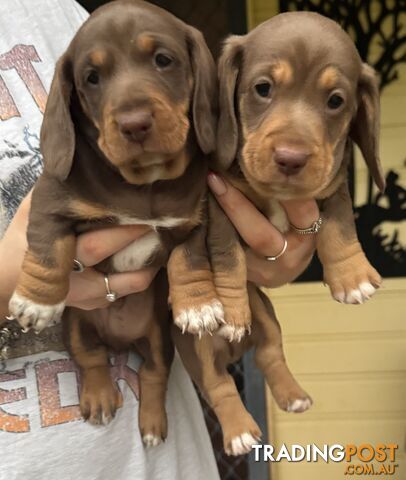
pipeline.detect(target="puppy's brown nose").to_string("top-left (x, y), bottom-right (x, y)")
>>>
top-left (274, 147), bottom-right (310, 175)
top-left (117, 111), bottom-right (153, 143)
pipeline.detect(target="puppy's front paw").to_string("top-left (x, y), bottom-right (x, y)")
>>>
top-left (174, 300), bottom-right (225, 336)
top-left (215, 294), bottom-right (251, 343)
top-left (324, 253), bottom-right (382, 304)
top-left (8, 292), bottom-right (65, 333)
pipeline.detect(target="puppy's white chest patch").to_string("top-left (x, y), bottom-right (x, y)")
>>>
top-left (112, 230), bottom-right (161, 272)
top-left (111, 215), bottom-right (187, 272)
top-left (117, 215), bottom-right (187, 229)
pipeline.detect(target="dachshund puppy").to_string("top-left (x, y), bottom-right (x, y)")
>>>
top-left (217, 11), bottom-right (383, 302)
top-left (175, 11), bottom-right (384, 456)
top-left (8, 0), bottom-right (249, 446)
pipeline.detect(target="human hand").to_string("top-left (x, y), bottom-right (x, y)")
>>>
top-left (0, 190), bottom-right (157, 319)
top-left (208, 173), bottom-right (319, 288)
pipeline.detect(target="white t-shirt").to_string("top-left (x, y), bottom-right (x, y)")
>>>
top-left (0, 2), bottom-right (220, 479)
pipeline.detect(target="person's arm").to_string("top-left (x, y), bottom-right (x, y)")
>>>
top-left (208, 173), bottom-right (319, 287)
top-left (0, 191), bottom-right (158, 323)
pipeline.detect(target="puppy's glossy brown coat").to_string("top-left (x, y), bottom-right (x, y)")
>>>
top-left (175, 12), bottom-right (384, 456)
top-left (217, 12), bottom-right (383, 302)
top-left (8, 0), bottom-right (245, 446)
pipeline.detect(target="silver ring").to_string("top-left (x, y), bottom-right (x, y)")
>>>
top-left (73, 259), bottom-right (85, 272)
top-left (265, 238), bottom-right (288, 261)
top-left (104, 275), bottom-right (117, 303)
top-left (290, 217), bottom-right (323, 235)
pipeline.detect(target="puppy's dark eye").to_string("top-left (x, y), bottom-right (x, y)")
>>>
top-left (255, 82), bottom-right (272, 98)
top-left (155, 53), bottom-right (173, 69)
top-left (86, 70), bottom-right (100, 85)
top-left (327, 94), bottom-right (344, 109)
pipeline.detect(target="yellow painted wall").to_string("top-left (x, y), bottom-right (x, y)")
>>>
top-left (266, 280), bottom-right (406, 480)
top-left (247, 1), bottom-right (406, 479)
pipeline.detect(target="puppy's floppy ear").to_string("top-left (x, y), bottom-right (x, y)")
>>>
top-left (40, 54), bottom-right (75, 182)
top-left (217, 35), bottom-right (243, 170)
top-left (350, 63), bottom-right (385, 192)
top-left (186, 27), bottom-right (217, 154)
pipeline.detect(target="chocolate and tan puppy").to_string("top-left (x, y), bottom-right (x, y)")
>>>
top-left (174, 12), bottom-right (384, 456)
top-left (217, 12), bottom-right (383, 301)
top-left (7, 0), bottom-right (249, 446)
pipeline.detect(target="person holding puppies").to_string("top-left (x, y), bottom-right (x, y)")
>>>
top-left (0, 1), bottom-right (220, 479)
top-left (0, 0), bottom-right (334, 478)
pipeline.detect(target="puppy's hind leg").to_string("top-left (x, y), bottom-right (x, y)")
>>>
top-left (250, 284), bottom-right (312, 413)
top-left (173, 328), bottom-right (261, 456)
top-left (64, 310), bottom-right (123, 425)
top-left (135, 272), bottom-right (174, 448)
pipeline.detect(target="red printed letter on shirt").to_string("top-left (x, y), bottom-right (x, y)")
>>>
top-left (0, 369), bottom-right (30, 433)
top-left (0, 44), bottom-right (48, 120)
top-left (35, 358), bottom-right (81, 427)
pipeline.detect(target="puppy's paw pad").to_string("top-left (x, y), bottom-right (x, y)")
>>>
top-left (9, 293), bottom-right (64, 332)
top-left (143, 434), bottom-right (162, 448)
top-left (175, 300), bottom-right (224, 335)
top-left (217, 325), bottom-right (247, 343)
top-left (287, 397), bottom-right (313, 413)
top-left (226, 433), bottom-right (259, 456)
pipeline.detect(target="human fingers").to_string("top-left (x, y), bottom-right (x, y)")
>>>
top-left (75, 224), bottom-right (151, 267)
top-left (281, 199), bottom-right (320, 230)
top-left (66, 267), bottom-right (159, 309)
top-left (208, 172), bottom-right (286, 257)
top-left (246, 228), bottom-right (315, 287)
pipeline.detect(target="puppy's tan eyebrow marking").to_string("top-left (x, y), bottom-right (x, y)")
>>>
top-left (89, 50), bottom-right (107, 67)
top-left (137, 34), bottom-right (155, 53)
top-left (272, 60), bottom-right (294, 85)
top-left (318, 66), bottom-right (339, 89)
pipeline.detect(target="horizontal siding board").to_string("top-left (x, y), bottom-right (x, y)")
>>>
top-left (265, 280), bottom-right (406, 480)
top-left (284, 338), bottom-right (406, 374)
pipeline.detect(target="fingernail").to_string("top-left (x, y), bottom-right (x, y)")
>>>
top-left (208, 172), bottom-right (227, 196)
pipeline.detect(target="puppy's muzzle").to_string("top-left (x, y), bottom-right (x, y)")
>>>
top-left (116, 110), bottom-right (153, 144)
top-left (273, 146), bottom-right (311, 176)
